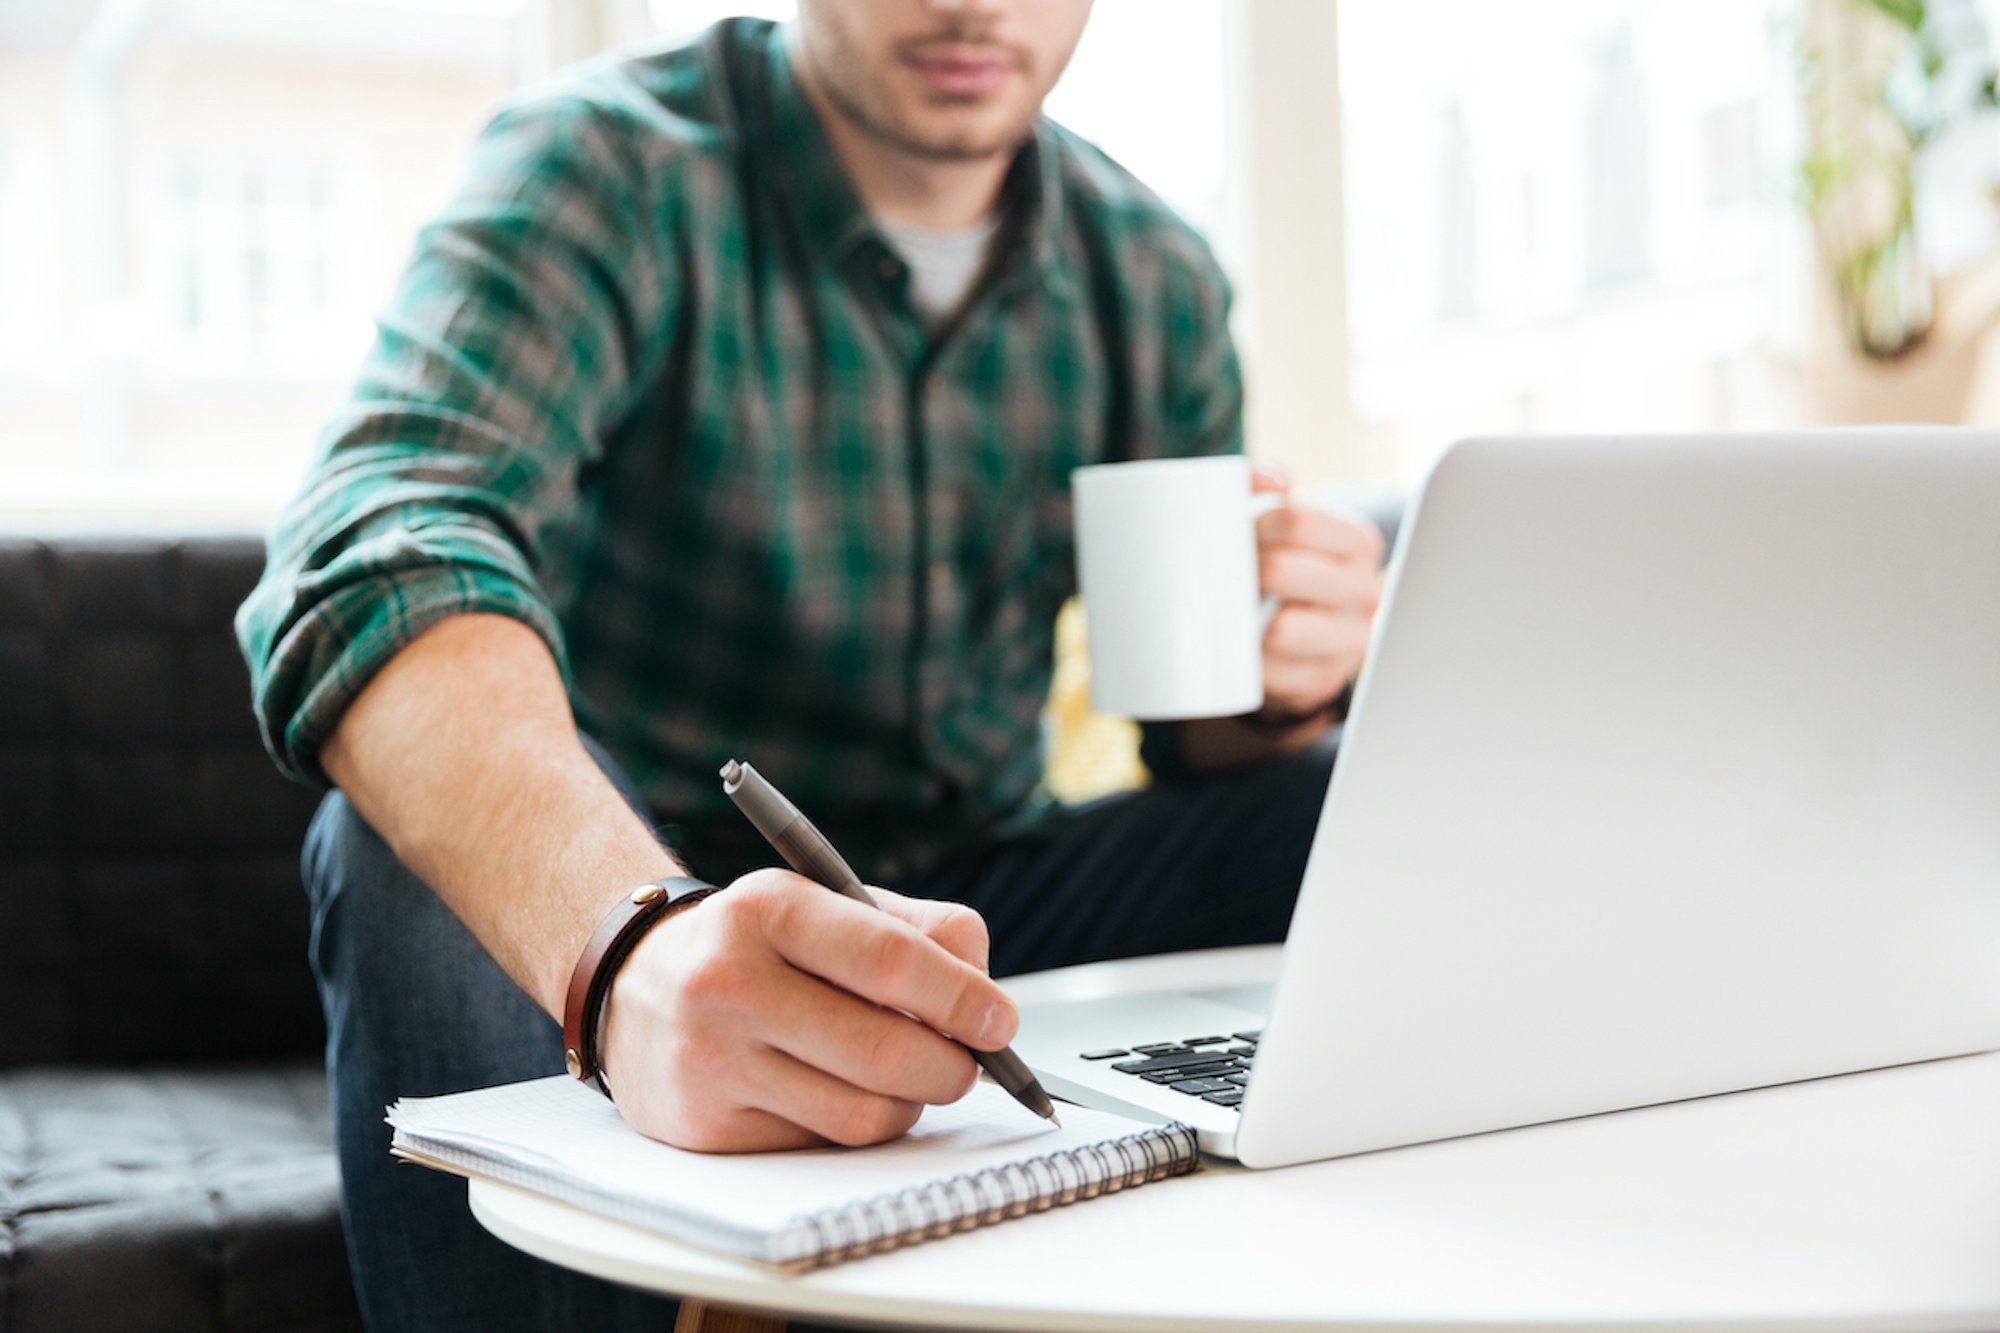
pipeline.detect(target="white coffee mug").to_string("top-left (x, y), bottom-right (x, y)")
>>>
top-left (1071, 454), bottom-right (1273, 720)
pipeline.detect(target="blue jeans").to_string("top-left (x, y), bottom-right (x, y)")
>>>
top-left (304, 734), bottom-right (1336, 1330)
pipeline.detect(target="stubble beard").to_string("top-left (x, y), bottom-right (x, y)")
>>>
top-left (805, 16), bottom-right (1040, 165)
top-left (827, 80), bottom-right (1032, 163)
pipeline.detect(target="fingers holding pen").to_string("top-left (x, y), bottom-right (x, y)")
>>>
top-left (608, 760), bottom-right (1045, 1153)
top-left (601, 872), bottom-right (991, 1152)
top-left (746, 873), bottom-right (1020, 1050)
top-left (872, 886), bottom-right (994, 974)
top-left (718, 761), bottom-right (1053, 1128)
top-left (738, 1044), bottom-right (927, 1149)
top-left (615, 1031), bottom-right (926, 1153)
top-left (757, 969), bottom-right (981, 1107)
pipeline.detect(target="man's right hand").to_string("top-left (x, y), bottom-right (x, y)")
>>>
top-left (320, 614), bottom-right (1009, 1154)
top-left (598, 869), bottom-right (1019, 1152)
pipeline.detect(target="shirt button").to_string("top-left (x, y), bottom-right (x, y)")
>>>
top-left (878, 255), bottom-right (902, 280)
top-left (929, 559), bottom-right (950, 590)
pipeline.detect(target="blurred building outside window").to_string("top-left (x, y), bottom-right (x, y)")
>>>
top-left (0, 135), bottom-right (47, 352)
top-left (1341, 0), bottom-right (1816, 487)
top-left (0, 0), bottom-right (525, 515)
top-left (1582, 24), bottom-right (1655, 291)
top-left (1341, 0), bottom-right (2000, 488)
top-left (151, 154), bottom-right (358, 371)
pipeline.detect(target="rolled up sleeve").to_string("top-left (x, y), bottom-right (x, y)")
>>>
top-left (236, 87), bottom-right (676, 785)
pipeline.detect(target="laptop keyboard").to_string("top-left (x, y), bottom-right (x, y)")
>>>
top-left (1077, 1030), bottom-right (1261, 1110)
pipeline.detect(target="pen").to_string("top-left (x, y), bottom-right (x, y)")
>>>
top-left (719, 759), bottom-right (1060, 1127)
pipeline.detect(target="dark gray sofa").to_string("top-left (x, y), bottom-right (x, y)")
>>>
top-left (0, 533), bottom-right (360, 1332)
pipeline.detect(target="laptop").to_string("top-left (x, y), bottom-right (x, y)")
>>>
top-left (1015, 430), bottom-right (2000, 1167)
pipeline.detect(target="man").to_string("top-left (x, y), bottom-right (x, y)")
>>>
top-left (238, 1), bottom-right (1383, 1326)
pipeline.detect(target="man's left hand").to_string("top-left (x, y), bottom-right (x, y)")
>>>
top-left (1250, 465), bottom-right (1385, 725)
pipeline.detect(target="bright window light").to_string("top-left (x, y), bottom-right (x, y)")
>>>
top-left (1340, 0), bottom-right (1805, 483)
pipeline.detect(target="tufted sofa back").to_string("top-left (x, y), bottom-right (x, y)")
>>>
top-left (0, 534), bottom-right (325, 1068)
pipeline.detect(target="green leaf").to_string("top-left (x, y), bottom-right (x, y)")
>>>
top-left (1859, 0), bottom-right (1925, 33)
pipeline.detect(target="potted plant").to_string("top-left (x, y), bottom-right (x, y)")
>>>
top-left (1796, 0), bottom-right (2000, 420)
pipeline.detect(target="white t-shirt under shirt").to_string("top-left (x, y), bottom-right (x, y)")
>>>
top-left (876, 213), bottom-right (1002, 327)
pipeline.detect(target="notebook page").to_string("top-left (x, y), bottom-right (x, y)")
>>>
top-left (390, 1076), bottom-right (1179, 1235)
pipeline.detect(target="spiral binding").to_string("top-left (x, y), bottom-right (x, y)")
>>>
top-left (784, 1119), bottom-right (1201, 1270)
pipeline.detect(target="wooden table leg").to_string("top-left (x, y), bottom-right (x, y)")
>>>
top-left (673, 1298), bottom-right (788, 1333)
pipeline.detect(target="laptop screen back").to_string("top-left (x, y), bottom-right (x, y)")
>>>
top-left (1236, 431), bottom-right (2000, 1168)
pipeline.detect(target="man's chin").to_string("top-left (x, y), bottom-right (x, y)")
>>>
top-left (827, 79), bottom-right (1038, 165)
top-left (899, 133), bottom-right (1029, 163)
top-left (892, 112), bottom-right (1037, 163)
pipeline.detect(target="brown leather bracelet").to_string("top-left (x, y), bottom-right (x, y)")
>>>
top-left (562, 875), bottom-right (719, 1096)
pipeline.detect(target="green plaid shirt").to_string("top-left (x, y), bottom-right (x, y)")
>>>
top-left (237, 19), bottom-right (1242, 879)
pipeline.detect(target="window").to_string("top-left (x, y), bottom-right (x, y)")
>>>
top-left (0, 140), bottom-right (27, 338)
top-left (2, 0), bottom-right (526, 509)
top-left (1043, 1), bottom-right (1232, 259)
top-left (0, 133), bottom-right (57, 351)
top-left (650, 0), bottom-right (793, 42)
top-left (153, 155), bottom-right (356, 366)
top-left (1340, 0), bottom-right (1802, 484)
top-left (1583, 26), bottom-right (1653, 290)
top-left (1702, 99), bottom-right (1761, 213)
top-left (1436, 101), bottom-right (1478, 321)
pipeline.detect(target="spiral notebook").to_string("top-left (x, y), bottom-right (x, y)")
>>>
top-left (388, 1076), bottom-right (1199, 1270)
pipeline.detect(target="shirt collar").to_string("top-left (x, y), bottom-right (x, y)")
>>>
top-left (998, 118), bottom-right (1074, 297)
top-left (763, 29), bottom-right (1073, 296)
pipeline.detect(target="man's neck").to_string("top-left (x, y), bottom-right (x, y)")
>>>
top-left (789, 37), bottom-right (1015, 231)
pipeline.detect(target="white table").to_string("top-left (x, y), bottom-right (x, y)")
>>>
top-left (472, 946), bottom-right (2000, 1332)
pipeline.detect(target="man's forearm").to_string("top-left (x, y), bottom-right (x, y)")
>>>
top-left (320, 613), bottom-right (683, 1019)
